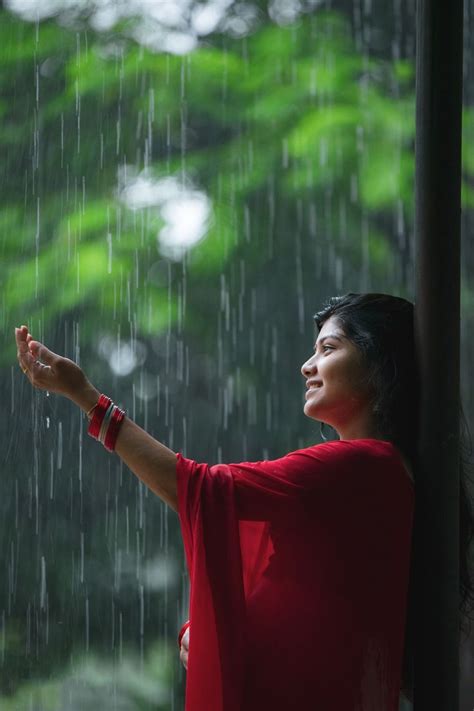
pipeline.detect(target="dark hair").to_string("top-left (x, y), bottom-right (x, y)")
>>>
top-left (313, 292), bottom-right (474, 703)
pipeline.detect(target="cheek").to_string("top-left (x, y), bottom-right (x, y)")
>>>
top-left (336, 363), bottom-right (370, 400)
top-left (320, 354), bottom-right (343, 373)
top-left (322, 356), bottom-right (361, 387)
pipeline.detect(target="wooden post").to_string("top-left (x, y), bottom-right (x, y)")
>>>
top-left (413, 0), bottom-right (463, 707)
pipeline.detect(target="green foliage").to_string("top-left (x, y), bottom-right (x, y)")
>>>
top-left (1, 8), bottom-right (428, 365)
top-left (4, 6), bottom-right (474, 362)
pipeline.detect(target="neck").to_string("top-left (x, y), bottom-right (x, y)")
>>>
top-left (334, 422), bottom-right (386, 442)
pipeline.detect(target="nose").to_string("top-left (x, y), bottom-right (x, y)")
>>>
top-left (301, 355), bottom-right (316, 378)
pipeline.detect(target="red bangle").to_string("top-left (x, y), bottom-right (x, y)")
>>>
top-left (88, 394), bottom-right (112, 439)
top-left (178, 620), bottom-right (191, 648)
top-left (104, 406), bottom-right (125, 451)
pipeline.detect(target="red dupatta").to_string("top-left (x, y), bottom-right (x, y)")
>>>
top-left (176, 440), bottom-right (414, 711)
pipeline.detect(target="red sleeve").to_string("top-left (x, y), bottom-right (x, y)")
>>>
top-left (224, 441), bottom-right (361, 519)
top-left (176, 451), bottom-right (248, 711)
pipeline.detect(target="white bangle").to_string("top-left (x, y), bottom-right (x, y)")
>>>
top-left (98, 403), bottom-right (115, 443)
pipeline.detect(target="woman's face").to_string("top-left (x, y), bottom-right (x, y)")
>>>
top-left (300, 316), bottom-right (381, 441)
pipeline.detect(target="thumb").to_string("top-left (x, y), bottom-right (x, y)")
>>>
top-left (29, 341), bottom-right (58, 365)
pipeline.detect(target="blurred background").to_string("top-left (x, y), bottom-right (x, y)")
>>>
top-left (1, 0), bottom-right (474, 708)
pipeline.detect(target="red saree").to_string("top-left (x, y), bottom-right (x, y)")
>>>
top-left (176, 438), bottom-right (414, 710)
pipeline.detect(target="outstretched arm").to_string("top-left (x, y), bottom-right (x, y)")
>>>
top-left (15, 325), bottom-right (178, 513)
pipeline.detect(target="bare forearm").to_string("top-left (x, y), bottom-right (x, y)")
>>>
top-left (72, 386), bottom-right (178, 513)
top-left (114, 417), bottom-right (178, 512)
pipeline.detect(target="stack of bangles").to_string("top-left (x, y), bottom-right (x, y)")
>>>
top-left (87, 394), bottom-right (126, 452)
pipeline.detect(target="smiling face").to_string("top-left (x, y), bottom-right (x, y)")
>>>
top-left (301, 316), bottom-right (383, 441)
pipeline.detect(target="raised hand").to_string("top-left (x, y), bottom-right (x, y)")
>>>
top-left (15, 325), bottom-right (99, 411)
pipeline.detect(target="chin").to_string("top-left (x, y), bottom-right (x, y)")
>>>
top-left (303, 406), bottom-right (320, 420)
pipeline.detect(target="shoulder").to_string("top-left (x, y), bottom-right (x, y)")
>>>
top-left (292, 438), bottom-right (389, 460)
top-left (292, 438), bottom-right (410, 476)
top-left (319, 438), bottom-right (415, 485)
top-left (283, 439), bottom-right (380, 475)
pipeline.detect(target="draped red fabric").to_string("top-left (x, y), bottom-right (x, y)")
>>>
top-left (176, 438), bottom-right (414, 711)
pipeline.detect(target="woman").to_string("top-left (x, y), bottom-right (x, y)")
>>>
top-left (15, 292), bottom-right (474, 710)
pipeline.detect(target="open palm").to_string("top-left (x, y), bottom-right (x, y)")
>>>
top-left (15, 324), bottom-right (89, 398)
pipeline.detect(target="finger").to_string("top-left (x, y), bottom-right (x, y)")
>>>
top-left (19, 356), bottom-right (53, 389)
top-left (16, 329), bottom-right (36, 373)
top-left (28, 340), bottom-right (59, 367)
top-left (17, 352), bottom-right (42, 379)
top-left (15, 327), bottom-right (30, 353)
top-left (15, 329), bottom-right (54, 383)
top-left (16, 327), bottom-right (35, 358)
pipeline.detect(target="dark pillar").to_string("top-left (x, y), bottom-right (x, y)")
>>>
top-left (414, 0), bottom-right (463, 708)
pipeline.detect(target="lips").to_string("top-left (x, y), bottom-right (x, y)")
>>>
top-left (305, 381), bottom-right (323, 398)
top-left (306, 380), bottom-right (323, 390)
